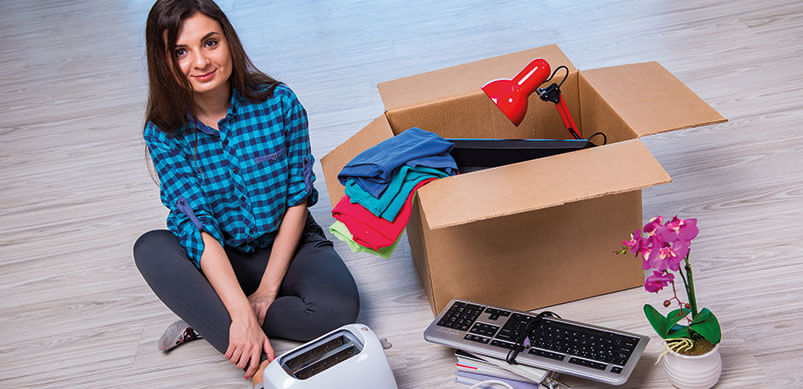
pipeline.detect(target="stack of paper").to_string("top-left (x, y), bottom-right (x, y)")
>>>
top-left (454, 350), bottom-right (547, 388)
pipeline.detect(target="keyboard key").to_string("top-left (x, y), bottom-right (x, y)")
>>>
top-left (569, 357), bottom-right (607, 371)
top-left (469, 323), bottom-right (500, 337)
top-left (437, 301), bottom-right (484, 330)
top-left (611, 366), bottom-right (623, 374)
top-left (528, 348), bottom-right (565, 361)
top-left (490, 340), bottom-right (518, 350)
top-left (485, 307), bottom-right (511, 318)
top-left (495, 328), bottom-right (516, 342)
top-left (464, 334), bottom-right (490, 344)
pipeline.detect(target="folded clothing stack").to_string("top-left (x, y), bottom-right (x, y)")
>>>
top-left (331, 127), bottom-right (457, 258)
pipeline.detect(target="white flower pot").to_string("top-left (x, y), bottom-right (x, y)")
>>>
top-left (662, 343), bottom-right (722, 389)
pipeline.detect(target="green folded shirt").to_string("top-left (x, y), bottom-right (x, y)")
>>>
top-left (329, 220), bottom-right (401, 259)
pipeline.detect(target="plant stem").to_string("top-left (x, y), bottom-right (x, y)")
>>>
top-left (683, 249), bottom-right (699, 317)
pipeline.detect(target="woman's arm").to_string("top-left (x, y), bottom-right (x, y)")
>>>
top-left (199, 232), bottom-right (275, 378)
top-left (144, 123), bottom-right (224, 267)
top-left (247, 87), bottom-right (316, 323)
top-left (247, 202), bottom-right (307, 324)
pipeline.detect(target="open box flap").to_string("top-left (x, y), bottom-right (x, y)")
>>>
top-left (378, 44), bottom-right (576, 112)
top-left (417, 139), bottom-right (671, 229)
top-left (582, 62), bottom-right (726, 137)
top-left (320, 115), bottom-right (394, 208)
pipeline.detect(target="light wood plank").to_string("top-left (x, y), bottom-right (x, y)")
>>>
top-left (2, 0), bottom-right (802, 387)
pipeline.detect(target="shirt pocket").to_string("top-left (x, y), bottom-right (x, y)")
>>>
top-left (253, 146), bottom-right (286, 164)
top-left (242, 146), bottom-right (289, 204)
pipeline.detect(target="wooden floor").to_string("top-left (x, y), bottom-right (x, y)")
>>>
top-left (2, 0), bottom-right (802, 387)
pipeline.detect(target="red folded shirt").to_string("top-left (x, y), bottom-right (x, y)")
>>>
top-left (332, 178), bottom-right (436, 251)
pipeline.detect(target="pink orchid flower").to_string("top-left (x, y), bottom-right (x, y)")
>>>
top-left (656, 224), bottom-right (678, 244)
top-left (643, 216), bottom-right (664, 236)
top-left (663, 246), bottom-right (682, 271)
top-left (646, 234), bottom-right (669, 270)
top-left (671, 239), bottom-right (691, 264)
top-left (663, 216), bottom-right (698, 241)
top-left (677, 218), bottom-right (699, 241)
top-left (624, 216), bottom-right (699, 273)
top-left (644, 270), bottom-right (674, 293)
top-left (623, 229), bottom-right (643, 254)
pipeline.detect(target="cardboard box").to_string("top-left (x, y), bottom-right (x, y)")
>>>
top-left (321, 44), bottom-right (725, 314)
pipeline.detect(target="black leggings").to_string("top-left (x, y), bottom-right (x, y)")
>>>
top-left (133, 214), bottom-right (360, 361)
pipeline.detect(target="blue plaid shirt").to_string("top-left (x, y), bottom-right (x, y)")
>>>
top-left (144, 84), bottom-right (318, 267)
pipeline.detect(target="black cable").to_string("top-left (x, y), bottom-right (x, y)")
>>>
top-left (505, 311), bottom-right (562, 365)
top-left (543, 66), bottom-right (570, 88)
top-left (587, 131), bottom-right (608, 146)
top-left (536, 66), bottom-right (570, 105)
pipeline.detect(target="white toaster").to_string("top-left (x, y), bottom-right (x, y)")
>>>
top-left (262, 323), bottom-right (397, 389)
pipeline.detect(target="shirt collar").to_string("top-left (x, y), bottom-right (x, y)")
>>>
top-left (187, 87), bottom-right (244, 136)
top-left (228, 87), bottom-right (245, 118)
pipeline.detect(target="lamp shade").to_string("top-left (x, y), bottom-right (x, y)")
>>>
top-left (482, 58), bottom-right (551, 126)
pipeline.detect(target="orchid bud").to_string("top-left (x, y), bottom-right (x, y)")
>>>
top-left (663, 300), bottom-right (671, 307)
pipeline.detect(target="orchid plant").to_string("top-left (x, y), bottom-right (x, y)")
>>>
top-left (621, 216), bottom-right (721, 355)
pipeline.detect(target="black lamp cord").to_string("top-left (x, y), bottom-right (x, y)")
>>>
top-left (536, 66), bottom-right (570, 104)
top-left (540, 67), bottom-right (611, 145)
top-left (505, 311), bottom-right (562, 365)
top-left (543, 66), bottom-right (570, 88)
top-left (587, 131), bottom-right (608, 146)
top-left (536, 66), bottom-right (583, 140)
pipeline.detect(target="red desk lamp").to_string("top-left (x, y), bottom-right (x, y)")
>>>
top-left (482, 58), bottom-right (581, 139)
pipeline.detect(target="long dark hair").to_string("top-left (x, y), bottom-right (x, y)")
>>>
top-left (144, 0), bottom-right (279, 133)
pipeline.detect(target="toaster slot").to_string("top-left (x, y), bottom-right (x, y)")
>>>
top-left (284, 335), bottom-right (347, 371)
top-left (280, 330), bottom-right (364, 379)
top-left (293, 344), bottom-right (359, 379)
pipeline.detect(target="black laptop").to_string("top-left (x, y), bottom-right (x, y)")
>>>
top-left (448, 138), bottom-right (595, 173)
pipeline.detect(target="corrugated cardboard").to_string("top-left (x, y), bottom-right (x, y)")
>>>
top-left (580, 62), bottom-right (726, 137)
top-left (378, 44), bottom-right (576, 112)
top-left (321, 45), bottom-right (725, 314)
top-left (320, 116), bottom-right (394, 209)
top-left (416, 140), bottom-right (669, 229)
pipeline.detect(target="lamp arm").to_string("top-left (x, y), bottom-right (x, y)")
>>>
top-left (537, 82), bottom-right (581, 140)
top-left (556, 95), bottom-right (581, 139)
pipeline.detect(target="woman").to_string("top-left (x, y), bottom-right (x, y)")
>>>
top-left (132, 0), bottom-right (360, 386)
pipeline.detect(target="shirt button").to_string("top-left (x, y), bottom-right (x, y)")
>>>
top-left (232, 166), bottom-right (239, 174)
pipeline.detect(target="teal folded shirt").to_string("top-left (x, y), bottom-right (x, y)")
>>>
top-left (344, 165), bottom-right (448, 221)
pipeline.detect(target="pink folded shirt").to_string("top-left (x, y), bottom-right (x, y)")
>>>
top-left (332, 178), bottom-right (436, 250)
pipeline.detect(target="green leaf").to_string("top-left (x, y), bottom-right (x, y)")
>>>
top-left (644, 304), bottom-right (669, 338)
top-left (689, 308), bottom-right (722, 345)
top-left (690, 308), bottom-right (711, 325)
top-left (667, 324), bottom-right (691, 339)
top-left (665, 308), bottom-right (691, 333)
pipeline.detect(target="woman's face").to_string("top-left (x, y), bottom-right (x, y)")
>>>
top-left (171, 12), bottom-right (232, 97)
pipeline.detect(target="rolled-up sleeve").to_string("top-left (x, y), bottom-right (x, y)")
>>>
top-left (281, 88), bottom-right (318, 208)
top-left (145, 123), bottom-right (223, 268)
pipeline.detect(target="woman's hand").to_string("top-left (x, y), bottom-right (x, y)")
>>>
top-left (247, 290), bottom-right (276, 326)
top-left (225, 315), bottom-right (275, 379)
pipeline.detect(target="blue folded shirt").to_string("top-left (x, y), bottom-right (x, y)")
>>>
top-left (338, 127), bottom-right (457, 198)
